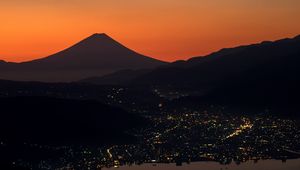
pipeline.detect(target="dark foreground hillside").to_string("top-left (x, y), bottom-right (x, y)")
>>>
top-left (0, 96), bottom-right (146, 169)
top-left (0, 96), bottom-right (144, 145)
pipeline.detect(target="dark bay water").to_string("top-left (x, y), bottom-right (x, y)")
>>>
top-left (103, 159), bottom-right (300, 170)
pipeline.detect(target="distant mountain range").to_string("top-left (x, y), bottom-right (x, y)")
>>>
top-left (82, 35), bottom-right (300, 89)
top-left (132, 35), bottom-right (300, 87)
top-left (0, 34), bottom-right (299, 110)
top-left (135, 34), bottom-right (300, 110)
top-left (0, 33), bottom-right (166, 82)
top-left (81, 34), bottom-right (300, 110)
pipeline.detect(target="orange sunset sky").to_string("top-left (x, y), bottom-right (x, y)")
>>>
top-left (0, 0), bottom-right (300, 62)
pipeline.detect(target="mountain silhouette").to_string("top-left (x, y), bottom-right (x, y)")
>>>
top-left (79, 34), bottom-right (300, 112)
top-left (128, 34), bottom-right (300, 111)
top-left (0, 33), bottom-right (166, 82)
top-left (82, 35), bottom-right (300, 89)
top-left (132, 34), bottom-right (300, 88)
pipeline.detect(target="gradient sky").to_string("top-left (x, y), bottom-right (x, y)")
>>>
top-left (0, 0), bottom-right (300, 62)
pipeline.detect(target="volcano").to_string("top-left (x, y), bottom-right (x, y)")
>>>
top-left (0, 33), bottom-right (166, 82)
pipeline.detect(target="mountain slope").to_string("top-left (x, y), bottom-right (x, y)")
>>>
top-left (79, 69), bottom-right (152, 85)
top-left (0, 96), bottom-right (144, 145)
top-left (133, 35), bottom-right (300, 90)
top-left (0, 33), bottom-right (166, 82)
top-left (130, 34), bottom-right (300, 111)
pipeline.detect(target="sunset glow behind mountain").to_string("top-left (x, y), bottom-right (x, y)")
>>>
top-left (0, 0), bottom-right (299, 62)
